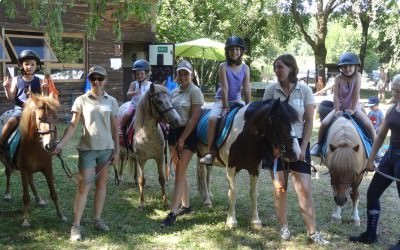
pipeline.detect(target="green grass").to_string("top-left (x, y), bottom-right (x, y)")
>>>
top-left (0, 105), bottom-right (399, 250)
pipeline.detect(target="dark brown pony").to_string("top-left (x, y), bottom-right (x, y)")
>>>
top-left (0, 94), bottom-right (66, 227)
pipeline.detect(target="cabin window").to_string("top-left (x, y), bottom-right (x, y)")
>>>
top-left (6, 34), bottom-right (58, 62)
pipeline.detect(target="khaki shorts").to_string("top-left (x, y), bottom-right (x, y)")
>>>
top-left (78, 149), bottom-right (113, 169)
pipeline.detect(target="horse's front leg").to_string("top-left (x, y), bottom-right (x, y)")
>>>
top-left (197, 161), bottom-right (212, 208)
top-left (20, 171), bottom-right (31, 227)
top-left (42, 168), bottom-right (66, 221)
top-left (331, 205), bottom-right (342, 223)
top-left (4, 167), bottom-right (12, 200)
top-left (156, 157), bottom-right (168, 207)
top-left (28, 175), bottom-right (46, 207)
top-left (350, 178), bottom-right (362, 226)
top-left (249, 172), bottom-right (262, 230)
top-left (138, 162), bottom-right (146, 210)
top-left (226, 166), bottom-right (237, 228)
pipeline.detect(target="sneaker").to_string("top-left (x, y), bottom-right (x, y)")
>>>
top-left (280, 225), bottom-right (291, 241)
top-left (310, 143), bottom-right (321, 156)
top-left (70, 225), bottom-right (82, 241)
top-left (309, 231), bottom-right (329, 245)
top-left (199, 153), bottom-right (214, 165)
top-left (93, 219), bottom-right (110, 232)
top-left (349, 231), bottom-right (377, 244)
top-left (160, 212), bottom-right (176, 228)
top-left (176, 205), bottom-right (192, 216)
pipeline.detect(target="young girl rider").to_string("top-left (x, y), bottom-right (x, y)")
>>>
top-left (120, 59), bottom-right (151, 136)
top-left (310, 52), bottom-right (376, 156)
top-left (199, 36), bottom-right (251, 165)
top-left (1, 50), bottom-right (49, 151)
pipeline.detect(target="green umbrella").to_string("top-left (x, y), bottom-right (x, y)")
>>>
top-left (175, 38), bottom-right (225, 85)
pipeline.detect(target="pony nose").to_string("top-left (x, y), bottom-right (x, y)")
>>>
top-left (45, 141), bottom-right (57, 152)
top-left (334, 195), bottom-right (347, 206)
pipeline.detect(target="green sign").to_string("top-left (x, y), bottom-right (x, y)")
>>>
top-left (158, 46), bottom-right (168, 53)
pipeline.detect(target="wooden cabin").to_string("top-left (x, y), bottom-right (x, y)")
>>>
top-left (0, 2), bottom-right (155, 120)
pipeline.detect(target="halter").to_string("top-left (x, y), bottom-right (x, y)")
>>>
top-left (148, 91), bottom-right (175, 121)
top-left (267, 115), bottom-right (296, 156)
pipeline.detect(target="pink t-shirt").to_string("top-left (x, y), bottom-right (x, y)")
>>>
top-left (335, 73), bottom-right (361, 111)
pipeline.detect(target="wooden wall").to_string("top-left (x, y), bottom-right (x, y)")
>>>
top-left (0, 2), bottom-right (155, 119)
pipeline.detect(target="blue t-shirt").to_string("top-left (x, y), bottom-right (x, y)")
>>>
top-left (368, 109), bottom-right (384, 132)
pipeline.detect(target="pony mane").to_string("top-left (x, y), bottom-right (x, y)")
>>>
top-left (19, 95), bottom-right (59, 137)
top-left (326, 117), bottom-right (365, 176)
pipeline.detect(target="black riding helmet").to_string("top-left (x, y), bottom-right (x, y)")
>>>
top-left (132, 59), bottom-right (150, 72)
top-left (18, 50), bottom-right (42, 74)
top-left (225, 36), bottom-right (245, 65)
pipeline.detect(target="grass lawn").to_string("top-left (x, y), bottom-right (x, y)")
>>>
top-left (0, 87), bottom-right (398, 250)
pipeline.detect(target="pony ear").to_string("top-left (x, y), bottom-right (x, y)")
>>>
top-left (329, 144), bottom-right (337, 152)
top-left (352, 144), bottom-right (360, 152)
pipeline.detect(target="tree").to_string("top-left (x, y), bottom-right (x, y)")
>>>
top-left (290, 0), bottom-right (346, 84)
top-left (0, 0), bottom-right (152, 44)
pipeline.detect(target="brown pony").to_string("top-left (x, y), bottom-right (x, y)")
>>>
top-left (0, 94), bottom-right (66, 227)
top-left (323, 115), bottom-right (367, 226)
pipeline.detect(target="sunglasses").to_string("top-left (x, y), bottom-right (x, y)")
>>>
top-left (89, 76), bottom-right (105, 82)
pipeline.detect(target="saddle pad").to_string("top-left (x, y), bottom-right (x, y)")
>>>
top-left (8, 129), bottom-right (21, 162)
top-left (197, 105), bottom-right (242, 148)
top-left (322, 114), bottom-right (372, 158)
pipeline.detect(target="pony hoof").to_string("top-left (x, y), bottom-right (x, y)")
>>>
top-left (331, 217), bottom-right (341, 224)
top-left (353, 220), bottom-right (361, 226)
top-left (251, 221), bottom-right (262, 230)
top-left (60, 215), bottom-right (67, 222)
top-left (21, 220), bottom-right (30, 228)
top-left (203, 201), bottom-right (212, 208)
top-left (138, 205), bottom-right (144, 211)
top-left (37, 200), bottom-right (47, 207)
top-left (3, 193), bottom-right (11, 201)
top-left (226, 218), bottom-right (237, 229)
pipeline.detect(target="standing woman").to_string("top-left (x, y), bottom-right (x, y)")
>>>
top-left (161, 60), bottom-right (204, 227)
top-left (349, 75), bottom-right (400, 249)
top-left (52, 66), bottom-right (119, 241)
top-left (263, 54), bottom-right (329, 245)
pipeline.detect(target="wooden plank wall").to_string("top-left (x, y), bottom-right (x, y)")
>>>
top-left (0, 2), bottom-right (155, 120)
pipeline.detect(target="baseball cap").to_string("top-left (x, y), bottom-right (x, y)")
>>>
top-left (88, 65), bottom-right (107, 77)
top-left (365, 96), bottom-right (379, 107)
top-left (176, 60), bottom-right (192, 73)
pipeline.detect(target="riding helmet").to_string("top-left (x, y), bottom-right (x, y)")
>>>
top-left (132, 59), bottom-right (150, 72)
top-left (337, 52), bottom-right (361, 67)
top-left (18, 50), bottom-right (41, 65)
top-left (225, 36), bottom-right (246, 50)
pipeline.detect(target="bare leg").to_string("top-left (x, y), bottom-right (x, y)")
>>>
top-left (73, 168), bottom-right (95, 227)
top-left (93, 164), bottom-right (109, 220)
top-left (206, 117), bottom-right (218, 154)
top-left (0, 117), bottom-right (18, 146)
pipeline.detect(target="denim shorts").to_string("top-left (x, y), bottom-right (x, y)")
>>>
top-left (78, 149), bottom-right (113, 169)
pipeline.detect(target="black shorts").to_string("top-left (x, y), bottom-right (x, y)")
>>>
top-left (263, 138), bottom-right (312, 174)
top-left (167, 126), bottom-right (197, 153)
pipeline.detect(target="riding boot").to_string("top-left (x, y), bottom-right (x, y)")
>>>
top-left (366, 209), bottom-right (380, 239)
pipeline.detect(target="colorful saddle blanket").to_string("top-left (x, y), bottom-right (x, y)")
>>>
top-left (197, 104), bottom-right (243, 148)
top-left (322, 113), bottom-right (372, 158)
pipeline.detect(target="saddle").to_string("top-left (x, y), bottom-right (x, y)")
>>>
top-left (321, 113), bottom-right (372, 159)
top-left (197, 103), bottom-right (243, 149)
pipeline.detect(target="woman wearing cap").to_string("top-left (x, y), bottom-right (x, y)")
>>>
top-left (349, 75), bottom-right (400, 249)
top-left (52, 66), bottom-right (119, 241)
top-left (120, 59), bottom-right (152, 136)
top-left (1, 50), bottom-right (49, 150)
top-left (199, 36), bottom-right (251, 165)
top-left (161, 60), bottom-right (204, 227)
top-left (311, 52), bottom-right (376, 156)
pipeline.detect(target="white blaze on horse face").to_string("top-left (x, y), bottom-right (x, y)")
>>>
top-left (290, 125), bottom-right (301, 160)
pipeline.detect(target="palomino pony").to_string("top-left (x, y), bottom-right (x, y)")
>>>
top-left (0, 94), bottom-right (66, 227)
top-left (133, 83), bottom-right (181, 209)
top-left (197, 98), bottom-right (301, 229)
top-left (323, 114), bottom-right (367, 226)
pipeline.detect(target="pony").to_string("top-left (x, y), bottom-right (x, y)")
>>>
top-left (323, 115), bottom-right (367, 226)
top-left (0, 94), bottom-right (66, 227)
top-left (132, 83), bottom-right (181, 209)
top-left (197, 98), bottom-right (301, 229)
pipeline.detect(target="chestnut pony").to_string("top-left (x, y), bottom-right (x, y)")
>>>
top-left (0, 94), bottom-right (66, 227)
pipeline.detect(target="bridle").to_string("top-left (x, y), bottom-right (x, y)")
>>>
top-left (148, 91), bottom-right (176, 122)
top-left (34, 105), bottom-right (57, 137)
top-left (266, 115), bottom-right (296, 156)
